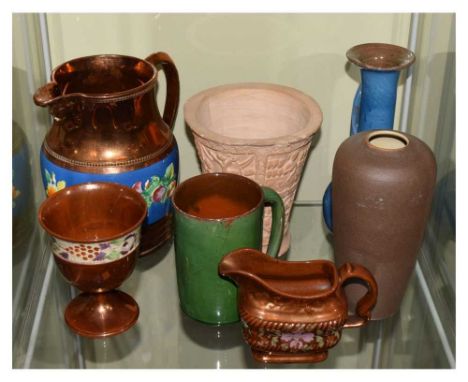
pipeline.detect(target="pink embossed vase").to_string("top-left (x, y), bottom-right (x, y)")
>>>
top-left (184, 83), bottom-right (322, 255)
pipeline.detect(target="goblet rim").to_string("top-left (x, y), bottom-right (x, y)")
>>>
top-left (38, 181), bottom-right (147, 244)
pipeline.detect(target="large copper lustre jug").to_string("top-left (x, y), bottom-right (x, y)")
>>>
top-left (34, 52), bottom-right (180, 256)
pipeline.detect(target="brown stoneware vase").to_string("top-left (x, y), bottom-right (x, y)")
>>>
top-left (332, 130), bottom-right (436, 319)
top-left (184, 83), bottom-right (322, 256)
top-left (38, 182), bottom-right (147, 338)
top-left (34, 52), bottom-right (179, 256)
top-left (219, 249), bottom-right (378, 364)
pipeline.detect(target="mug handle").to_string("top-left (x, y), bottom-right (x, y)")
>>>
top-left (145, 52), bottom-right (180, 129)
top-left (338, 263), bottom-right (378, 328)
top-left (261, 187), bottom-right (284, 258)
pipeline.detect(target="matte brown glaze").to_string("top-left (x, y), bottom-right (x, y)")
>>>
top-left (34, 52), bottom-right (179, 254)
top-left (219, 249), bottom-right (377, 364)
top-left (332, 130), bottom-right (436, 319)
top-left (346, 43), bottom-right (415, 71)
top-left (38, 182), bottom-right (147, 337)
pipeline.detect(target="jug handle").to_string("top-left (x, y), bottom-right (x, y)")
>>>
top-left (146, 52), bottom-right (180, 129)
top-left (261, 187), bottom-right (285, 258)
top-left (350, 84), bottom-right (361, 136)
top-left (338, 263), bottom-right (378, 328)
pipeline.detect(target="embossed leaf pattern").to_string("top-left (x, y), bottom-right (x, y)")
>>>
top-left (193, 136), bottom-right (312, 249)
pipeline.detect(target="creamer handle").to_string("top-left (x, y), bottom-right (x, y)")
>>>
top-left (338, 263), bottom-right (378, 328)
top-left (145, 52), bottom-right (180, 129)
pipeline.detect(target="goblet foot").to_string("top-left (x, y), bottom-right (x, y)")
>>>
top-left (251, 349), bottom-right (328, 364)
top-left (65, 290), bottom-right (139, 338)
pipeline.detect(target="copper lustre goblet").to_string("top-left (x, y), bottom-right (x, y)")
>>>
top-left (38, 182), bottom-right (147, 338)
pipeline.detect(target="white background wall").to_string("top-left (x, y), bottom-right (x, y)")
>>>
top-left (45, 13), bottom-right (411, 202)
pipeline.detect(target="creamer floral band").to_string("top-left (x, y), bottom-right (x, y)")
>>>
top-left (51, 228), bottom-right (140, 264)
top-left (242, 321), bottom-right (341, 354)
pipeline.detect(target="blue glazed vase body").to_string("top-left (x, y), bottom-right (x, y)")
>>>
top-left (322, 43), bottom-right (415, 231)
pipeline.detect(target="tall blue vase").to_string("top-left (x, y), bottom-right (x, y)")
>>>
top-left (323, 43), bottom-right (415, 231)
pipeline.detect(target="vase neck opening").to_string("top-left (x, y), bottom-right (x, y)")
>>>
top-left (367, 131), bottom-right (409, 150)
top-left (347, 43), bottom-right (415, 72)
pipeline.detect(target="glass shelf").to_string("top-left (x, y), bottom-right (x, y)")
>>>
top-left (20, 205), bottom-right (452, 369)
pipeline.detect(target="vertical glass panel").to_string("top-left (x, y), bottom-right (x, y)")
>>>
top-left (406, 13), bottom-right (456, 362)
top-left (11, 13), bottom-right (455, 369)
top-left (12, 13), bottom-right (78, 369)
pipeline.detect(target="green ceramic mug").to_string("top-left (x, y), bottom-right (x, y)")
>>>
top-left (172, 172), bottom-right (284, 325)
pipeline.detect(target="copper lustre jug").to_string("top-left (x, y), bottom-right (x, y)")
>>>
top-left (34, 52), bottom-right (180, 255)
top-left (219, 248), bottom-right (378, 363)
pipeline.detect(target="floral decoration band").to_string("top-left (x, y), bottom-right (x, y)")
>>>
top-left (241, 320), bottom-right (341, 353)
top-left (51, 228), bottom-right (141, 264)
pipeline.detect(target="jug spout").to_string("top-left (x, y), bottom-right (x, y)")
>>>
top-left (219, 248), bottom-right (269, 288)
top-left (33, 82), bottom-right (67, 107)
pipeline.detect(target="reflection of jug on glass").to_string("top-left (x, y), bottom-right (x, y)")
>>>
top-left (178, 313), bottom-right (245, 368)
top-left (33, 52), bottom-right (180, 256)
top-left (13, 121), bottom-right (34, 251)
top-left (219, 248), bottom-right (378, 364)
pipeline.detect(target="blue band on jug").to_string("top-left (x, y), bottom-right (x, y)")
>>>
top-left (40, 145), bottom-right (179, 225)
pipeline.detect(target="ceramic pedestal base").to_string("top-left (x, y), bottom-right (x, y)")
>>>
top-left (252, 349), bottom-right (328, 364)
top-left (64, 290), bottom-right (139, 338)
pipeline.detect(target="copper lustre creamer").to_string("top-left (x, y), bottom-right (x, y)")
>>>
top-left (219, 249), bottom-right (378, 363)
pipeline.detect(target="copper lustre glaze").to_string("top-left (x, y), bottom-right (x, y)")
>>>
top-left (34, 52), bottom-right (180, 255)
top-left (38, 182), bottom-right (147, 338)
top-left (219, 249), bottom-right (378, 363)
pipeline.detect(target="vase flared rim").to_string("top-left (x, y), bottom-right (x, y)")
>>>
top-left (347, 43), bottom-right (415, 71)
top-left (184, 82), bottom-right (323, 146)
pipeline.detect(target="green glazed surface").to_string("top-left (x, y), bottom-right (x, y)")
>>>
top-left (174, 206), bottom-right (262, 324)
